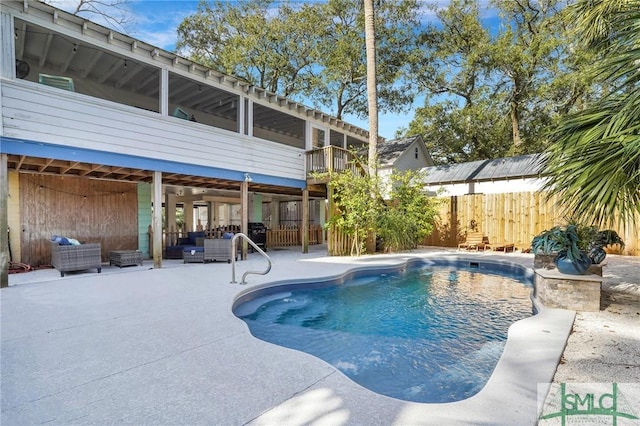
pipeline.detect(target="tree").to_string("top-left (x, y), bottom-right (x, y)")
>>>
top-left (325, 169), bottom-right (379, 256)
top-left (364, 0), bottom-right (378, 176)
top-left (405, 0), bottom-right (591, 161)
top-left (491, 0), bottom-right (568, 153)
top-left (405, 100), bottom-right (511, 164)
top-left (311, 0), bottom-right (418, 119)
top-left (176, 0), bottom-right (321, 96)
top-left (45, 0), bottom-right (134, 32)
top-left (407, 0), bottom-right (511, 162)
top-left (324, 166), bottom-right (440, 255)
top-left (376, 170), bottom-right (440, 252)
top-left (542, 0), bottom-right (640, 228)
top-left (176, 0), bottom-right (419, 120)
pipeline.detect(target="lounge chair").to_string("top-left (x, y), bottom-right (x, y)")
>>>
top-left (458, 232), bottom-right (491, 251)
top-left (493, 243), bottom-right (515, 253)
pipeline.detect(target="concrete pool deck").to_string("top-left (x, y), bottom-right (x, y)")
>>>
top-left (2, 247), bottom-right (638, 425)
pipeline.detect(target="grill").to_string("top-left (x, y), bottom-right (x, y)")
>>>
top-left (248, 222), bottom-right (267, 251)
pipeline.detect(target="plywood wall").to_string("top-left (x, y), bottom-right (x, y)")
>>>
top-left (19, 174), bottom-right (138, 266)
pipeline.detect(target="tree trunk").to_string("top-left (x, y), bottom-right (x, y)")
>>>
top-left (364, 0), bottom-right (378, 253)
top-left (364, 0), bottom-right (378, 176)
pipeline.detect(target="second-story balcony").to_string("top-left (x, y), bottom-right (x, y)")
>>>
top-left (306, 146), bottom-right (366, 184)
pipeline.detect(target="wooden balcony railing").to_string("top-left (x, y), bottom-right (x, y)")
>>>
top-left (306, 146), bottom-right (365, 183)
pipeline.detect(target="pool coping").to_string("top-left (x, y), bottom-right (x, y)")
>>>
top-left (239, 253), bottom-right (576, 426)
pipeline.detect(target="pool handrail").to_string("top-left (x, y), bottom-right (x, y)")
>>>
top-left (230, 233), bottom-right (272, 284)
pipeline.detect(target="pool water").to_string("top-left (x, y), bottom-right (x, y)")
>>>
top-left (234, 264), bottom-right (533, 403)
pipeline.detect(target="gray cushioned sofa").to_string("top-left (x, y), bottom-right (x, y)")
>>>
top-left (50, 240), bottom-right (102, 277)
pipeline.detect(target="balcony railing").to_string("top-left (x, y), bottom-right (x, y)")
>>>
top-left (306, 146), bottom-right (365, 182)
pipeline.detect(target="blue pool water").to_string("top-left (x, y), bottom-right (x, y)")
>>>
top-left (233, 262), bottom-right (533, 403)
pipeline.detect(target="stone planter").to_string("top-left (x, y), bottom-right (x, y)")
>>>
top-left (534, 253), bottom-right (557, 269)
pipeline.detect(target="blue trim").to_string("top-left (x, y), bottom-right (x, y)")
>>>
top-left (1, 137), bottom-right (306, 189)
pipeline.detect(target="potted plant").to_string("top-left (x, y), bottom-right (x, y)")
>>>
top-left (532, 224), bottom-right (625, 274)
top-left (531, 225), bottom-right (591, 274)
top-left (587, 229), bottom-right (625, 264)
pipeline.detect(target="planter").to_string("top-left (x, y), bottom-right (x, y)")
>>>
top-left (554, 251), bottom-right (591, 275)
top-left (534, 253), bottom-right (557, 269)
top-left (588, 247), bottom-right (607, 264)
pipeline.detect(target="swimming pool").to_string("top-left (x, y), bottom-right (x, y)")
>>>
top-left (233, 259), bottom-right (534, 403)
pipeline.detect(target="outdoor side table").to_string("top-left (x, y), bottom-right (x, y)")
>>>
top-left (183, 247), bottom-right (205, 263)
top-left (109, 250), bottom-right (143, 268)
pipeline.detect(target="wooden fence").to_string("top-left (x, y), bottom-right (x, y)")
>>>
top-left (422, 192), bottom-right (638, 256)
top-left (150, 225), bottom-right (324, 257)
top-left (267, 225), bottom-right (324, 248)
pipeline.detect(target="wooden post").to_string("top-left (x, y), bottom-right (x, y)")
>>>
top-left (1, 154), bottom-right (8, 288)
top-left (152, 171), bottom-right (163, 269)
top-left (241, 180), bottom-right (249, 260)
top-left (302, 188), bottom-right (309, 253)
top-left (183, 200), bottom-right (194, 232)
top-left (327, 184), bottom-right (335, 255)
top-left (166, 193), bottom-right (176, 235)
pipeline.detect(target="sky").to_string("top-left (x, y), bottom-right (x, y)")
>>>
top-left (48, 0), bottom-right (492, 139)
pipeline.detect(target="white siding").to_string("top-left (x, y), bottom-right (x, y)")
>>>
top-left (393, 140), bottom-right (433, 172)
top-left (426, 178), bottom-right (545, 196)
top-left (1, 79), bottom-right (305, 180)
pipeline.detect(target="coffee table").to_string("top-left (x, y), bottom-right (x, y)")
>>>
top-left (109, 250), bottom-right (143, 268)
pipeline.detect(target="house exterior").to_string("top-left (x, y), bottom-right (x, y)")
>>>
top-left (377, 135), bottom-right (435, 176)
top-left (0, 0), bottom-right (372, 283)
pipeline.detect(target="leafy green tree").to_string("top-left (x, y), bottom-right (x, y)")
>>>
top-left (406, 0), bottom-right (512, 163)
top-left (405, 100), bottom-right (512, 164)
top-left (405, 0), bottom-right (593, 161)
top-left (324, 165), bottom-right (439, 255)
top-left (176, 0), bottom-right (321, 96)
top-left (325, 169), bottom-right (379, 256)
top-left (176, 0), bottom-right (419, 120)
top-left (491, 0), bottom-right (569, 153)
top-left (542, 0), bottom-right (640, 228)
top-left (377, 170), bottom-right (440, 252)
top-left (311, 0), bottom-right (418, 119)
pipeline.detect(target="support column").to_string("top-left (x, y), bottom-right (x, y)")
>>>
top-left (319, 198), bottom-right (326, 243)
top-left (165, 193), bottom-right (177, 239)
top-left (212, 202), bottom-right (220, 229)
top-left (272, 198), bottom-right (280, 228)
top-left (207, 201), bottom-right (214, 232)
top-left (241, 181), bottom-right (249, 260)
top-left (302, 188), bottom-right (309, 253)
top-left (152, 171), bottom-right (163, 269)
top-left (184, 201), bottom-right (194, 232)
top-left (327, 184), bottom-right (335, 255)
top-left (1, 154), bottom-right (8, 288)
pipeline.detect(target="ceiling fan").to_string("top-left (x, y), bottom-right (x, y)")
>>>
top-left (15, 59), bottom-right (30, 79)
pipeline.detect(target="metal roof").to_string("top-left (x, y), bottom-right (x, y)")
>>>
top-left (422, 153), bottom-right (544, 184)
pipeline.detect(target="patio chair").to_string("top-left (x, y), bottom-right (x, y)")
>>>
top-left (458, 232), bottom-right (491, 251)
top-left (50, 241), bottom-right (102, 277)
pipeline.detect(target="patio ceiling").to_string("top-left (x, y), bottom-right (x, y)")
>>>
top-left (14, 19), bottom-right (341, 140)
top-left (6, 154), bottom-right (325, 198)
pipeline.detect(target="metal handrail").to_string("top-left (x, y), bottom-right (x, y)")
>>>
top-left (230, 233), bottom-right (272, 284)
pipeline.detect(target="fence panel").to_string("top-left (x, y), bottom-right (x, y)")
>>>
top-left (422, 191), bottom-right (638, 255)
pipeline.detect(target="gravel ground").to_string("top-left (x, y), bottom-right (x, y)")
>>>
top-left (552, 254), bottom-right (640, 384)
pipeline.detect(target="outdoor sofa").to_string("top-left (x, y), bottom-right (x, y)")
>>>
top-left (50, 239), bottom-right (102, 277)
